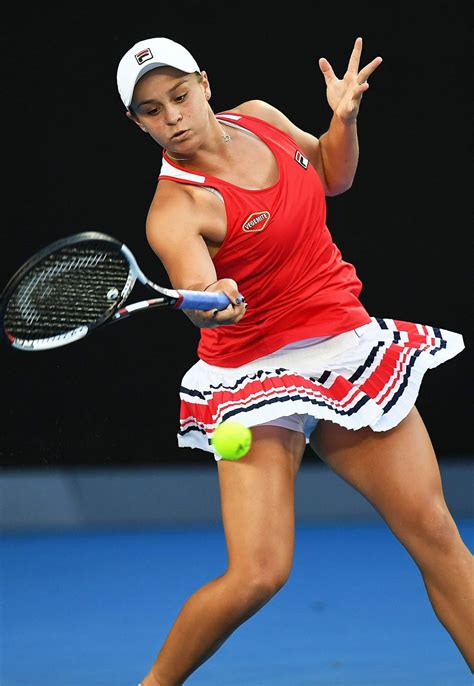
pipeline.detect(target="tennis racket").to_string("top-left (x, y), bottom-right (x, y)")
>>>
top-left (0, 231), bottom-right (242, 352)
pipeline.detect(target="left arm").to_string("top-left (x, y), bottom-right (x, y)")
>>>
top-left (234, 37), bottom-right (382, 196)
top-left (317, 36), bottom-right (382, 195)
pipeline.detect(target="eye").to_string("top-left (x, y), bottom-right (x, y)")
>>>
top-left (147, 107), bottom-right (160, 116)
top-left (175, 93), bottom-right (187, 103)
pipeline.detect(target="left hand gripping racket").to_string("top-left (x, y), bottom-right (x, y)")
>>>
top-left (0, 231), bottom-right (242, 351)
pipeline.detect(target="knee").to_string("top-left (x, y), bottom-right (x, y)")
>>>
top-left (253, 564), bottom-right (291, 597)
top-left (231, 559), bottom-right (292, 607)
top-left (246, 569), bottom-right (290, 607)
top-left (392, 498), bottom-right (459, 554)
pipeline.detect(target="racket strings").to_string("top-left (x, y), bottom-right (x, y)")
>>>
top-left (4, 245), bottom-right (131, 339)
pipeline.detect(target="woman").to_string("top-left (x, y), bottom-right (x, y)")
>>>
top-left (116, 36), bottom-right (473, 685)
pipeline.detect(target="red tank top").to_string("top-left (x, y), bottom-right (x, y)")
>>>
top-left (159, 112), bottom-right (371, 367)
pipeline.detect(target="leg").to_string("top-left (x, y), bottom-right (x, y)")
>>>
top-left (141, 425), bottom-right (306, 686)
top-left (310, 407), bottom-right (474, 671)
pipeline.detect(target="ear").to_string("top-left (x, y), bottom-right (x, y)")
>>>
top-left (201, 70), bottom-right (211, 102)
top-left (126, 110), bottom-right (148, 133)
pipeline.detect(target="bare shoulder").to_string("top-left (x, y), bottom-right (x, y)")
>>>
top-left (226, 100), bottom-right (324, 185)
top-left (147, 182), bottom-right (197, 242)
top-left (145, 182), bottom-right (202, 259)
top-left (226, 99), bottom-right (291, 131)
top-left (147, 181), bottom-right (223, 238)
top-left (227, 99), bottom-right (320, 153)
top-left (145, 180), bottom-right (225, 289)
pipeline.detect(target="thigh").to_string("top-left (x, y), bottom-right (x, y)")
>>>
top-left (217, 424), bottom-right (306, 576)
top-left (310, 406), bottom-right (447, 526)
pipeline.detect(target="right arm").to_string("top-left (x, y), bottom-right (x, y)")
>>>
top-left (145, 182), bottom-right (246, 329)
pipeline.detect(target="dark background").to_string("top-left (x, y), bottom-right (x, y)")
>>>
top-left (1, 2), bottom-right (472, 468)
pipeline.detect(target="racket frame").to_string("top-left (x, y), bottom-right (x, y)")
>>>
top-left (0, 231), bottom-right (239, 351)
top-left (0, 232), bottom-right (180, 351)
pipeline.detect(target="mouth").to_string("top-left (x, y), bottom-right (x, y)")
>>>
top-left (171, 130), bottom-right (189, 141)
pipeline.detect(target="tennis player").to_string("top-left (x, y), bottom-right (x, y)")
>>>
top-left (116, 36), bottom-right (473, 685)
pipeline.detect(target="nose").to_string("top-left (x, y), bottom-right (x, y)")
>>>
top-left (164, 104), bottom-right (183, 125)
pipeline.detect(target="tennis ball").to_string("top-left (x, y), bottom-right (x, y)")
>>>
top-left (211, 421), bottom-right (252, 460)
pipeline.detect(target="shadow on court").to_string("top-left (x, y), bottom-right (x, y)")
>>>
top-left (2, 520), bottom-right (473, 686)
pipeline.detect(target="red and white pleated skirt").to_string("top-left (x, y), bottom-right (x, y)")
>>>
top-left (178, 317), bottom-right (465, 460)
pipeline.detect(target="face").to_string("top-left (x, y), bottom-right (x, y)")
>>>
top-left (127, 67), bottom-right (211, 154)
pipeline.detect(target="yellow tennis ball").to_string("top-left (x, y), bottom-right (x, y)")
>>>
top-left (211, 421), bottom-right (252, 460)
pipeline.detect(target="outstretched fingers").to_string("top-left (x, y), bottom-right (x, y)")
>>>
top-left (347, 36), bottom-right (363, 75)
top-left (357, 55), bottom-right (383, 85)
top-left (318, 57), bottom-right (335, 83)
top-left (322, 37), bottom-right (382, 87)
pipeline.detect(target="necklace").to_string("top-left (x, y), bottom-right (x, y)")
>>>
top-left (166, 124), bottom-right (231, 161)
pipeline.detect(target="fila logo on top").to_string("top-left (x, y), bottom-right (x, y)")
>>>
top-left (135, 48), bottom-right (153, 65)
top-left (242, 211), bottom-right (271, 232)
top-left (294, 150), bottom-right (309, 169)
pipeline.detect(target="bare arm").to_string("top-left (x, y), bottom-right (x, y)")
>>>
top-left (232, 37), bottom-right (382, 196)
top-left (317, 37), bottom-right (382, 194)
top-left (146, 183), bottom-right (246, 329)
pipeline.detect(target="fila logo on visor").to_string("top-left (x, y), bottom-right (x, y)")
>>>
top-left (294, 150), bottom-right (309, 169)
top-left (135, 48), bottom-right (154, 65)
top-left (242, 211), bottom-right (271, 232)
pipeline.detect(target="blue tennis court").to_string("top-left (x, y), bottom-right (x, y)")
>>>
top-left (2, 519), bottom-right (473, 685)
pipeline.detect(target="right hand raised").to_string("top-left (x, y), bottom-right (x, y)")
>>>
top-left (183, 278), bottom-right (247, 329)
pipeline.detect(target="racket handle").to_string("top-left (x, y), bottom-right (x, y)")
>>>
top-left (175, 289), bottom-right (244, 311)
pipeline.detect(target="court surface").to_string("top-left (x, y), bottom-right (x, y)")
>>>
top-left (2, 519), bottom-right (473, 685)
